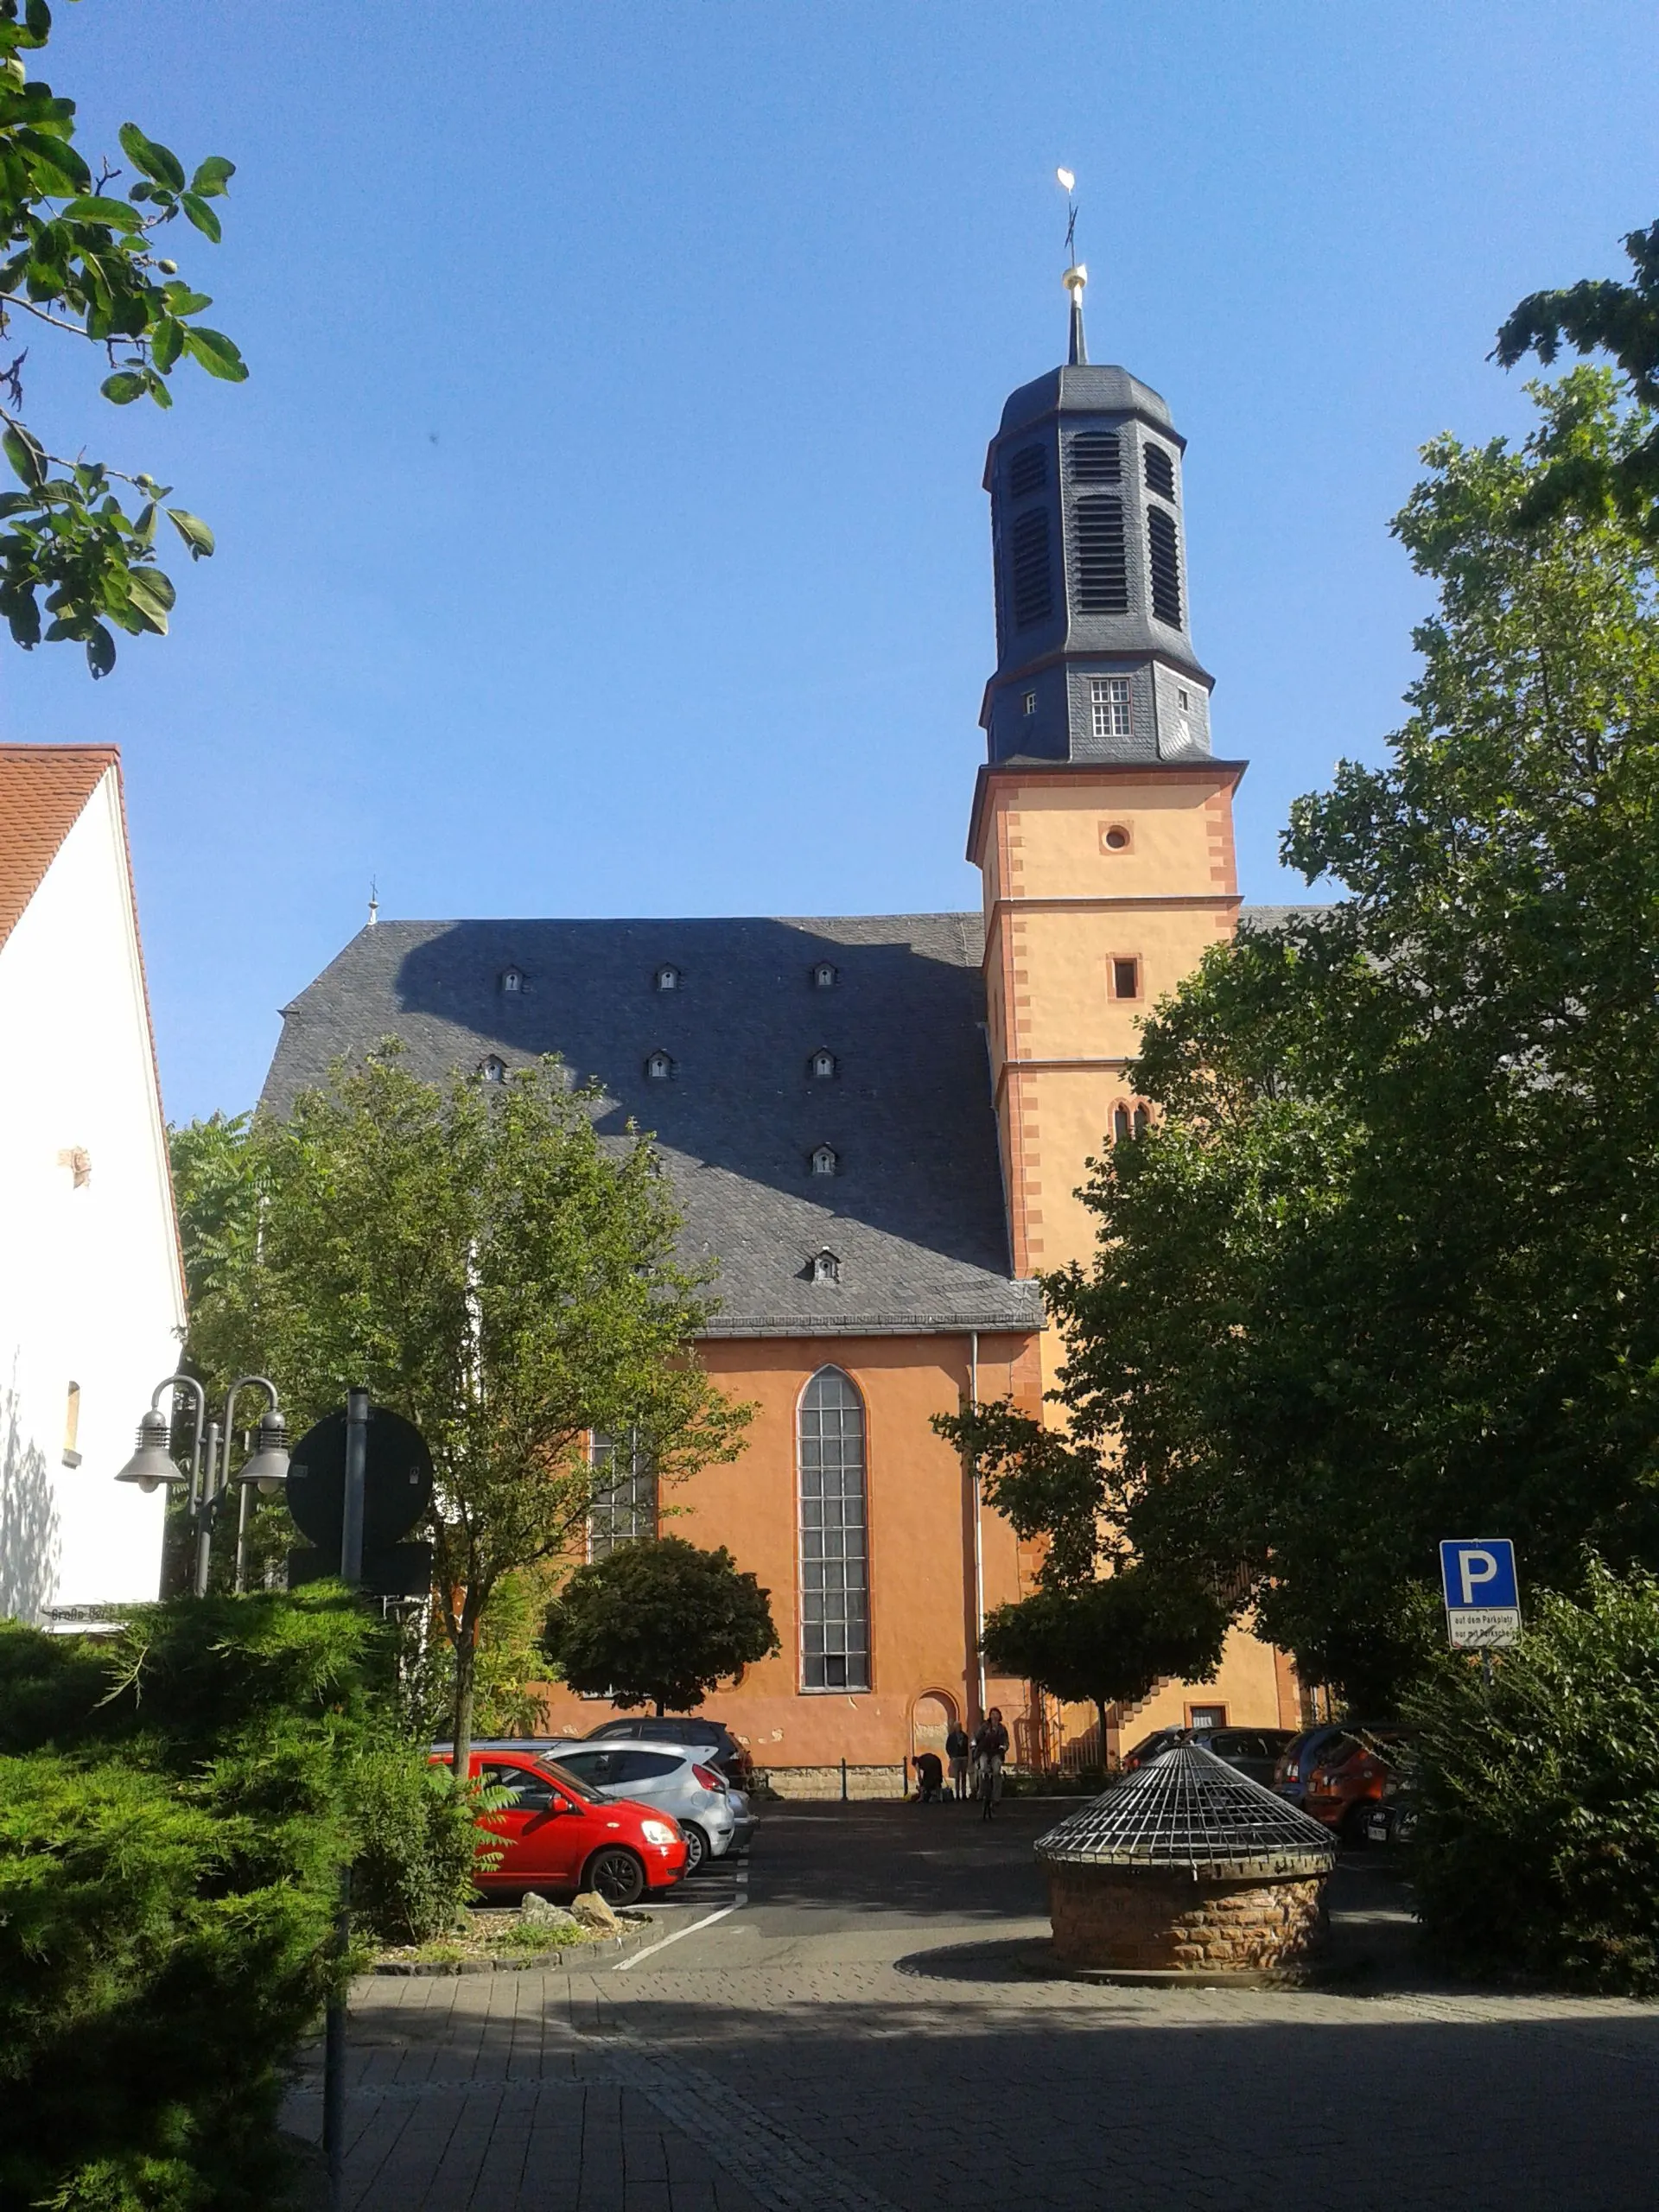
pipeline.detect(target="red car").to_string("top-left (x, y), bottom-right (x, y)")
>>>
top-left (1304, 1730), bottom-right (1413, 1844)
top-left (432, 1746), bottom-right (689, 1907)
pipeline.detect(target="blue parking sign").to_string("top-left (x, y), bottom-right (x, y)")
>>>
top-left (1440, 1539), bottom-right (1522, 1648)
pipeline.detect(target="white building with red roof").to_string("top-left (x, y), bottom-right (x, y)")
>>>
top-left (0, 744), bottom-right (185, 1619)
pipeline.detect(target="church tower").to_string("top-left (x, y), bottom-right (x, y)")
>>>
top-left (969, 270), bottom-right (1245, 1384)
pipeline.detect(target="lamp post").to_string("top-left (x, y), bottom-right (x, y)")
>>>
top-left (114, 1372), bottom-right (290, 1597)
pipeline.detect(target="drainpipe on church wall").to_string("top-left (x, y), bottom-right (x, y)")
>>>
top-left (969, 1331), bottom-right (987, 1721)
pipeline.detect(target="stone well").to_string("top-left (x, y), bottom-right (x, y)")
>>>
top-left (1034, 1745), bottom-right (1338, 1980)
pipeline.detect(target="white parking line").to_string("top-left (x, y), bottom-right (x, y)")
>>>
top-left (615, 1862), bottom-right (748, 1972)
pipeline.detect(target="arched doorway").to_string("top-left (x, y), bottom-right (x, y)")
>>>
top-left (911, 1692), bottom-right (957, 1763)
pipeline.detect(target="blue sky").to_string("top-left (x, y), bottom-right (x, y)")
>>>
top-left (6, 3), bottom-right (1656, 1121)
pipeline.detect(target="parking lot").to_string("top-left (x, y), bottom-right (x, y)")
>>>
top-left (294, 1799), bottom-right (1659, 2210)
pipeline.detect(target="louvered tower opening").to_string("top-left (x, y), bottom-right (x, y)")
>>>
top-left (1143, 442), bottom-right (1175, 498)
top-left (1147, 505), bottom-right (1182, 627)
top-left (1011, 508), bottom-right (1053, 629)
top-left (1070, 430), bottom-right (1121, 482)
top-left (1008, 443), bottom-right (1047, 498)
top-left (1073, 497), bottom-right (1128, 614)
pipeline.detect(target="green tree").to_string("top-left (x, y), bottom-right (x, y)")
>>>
top-left (981, 1570), bottom-right (1229, 1767)
top-left (0, 0), bottom-right (245, 674)
top-left (541, 1536), bottom-right (779, 1716)
top-left (183, 1051), bottom-right (752, 1781)
top-left (943, 370), bottom-right (1659, 1712)
top-left (1496, 218), bottom-right (1659, 540)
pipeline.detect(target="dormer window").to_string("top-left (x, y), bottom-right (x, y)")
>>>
top-left (810, 1249), bottom-right (841, 1286)
top-left (480, 1056), bottom-right (507, 1084)
top-left (810, 1145), bottom-right (838, 1177)
top-left (500, 967), bottom-right (524, 994)
top-left (810, 1049), bottom-right (837, 1081)
top-left (645, 1051), bottom-right (673, 1081)
top-left (813, 963), bottom-right (837, 989)
top-left (654, 964), bottom-right (681, 992)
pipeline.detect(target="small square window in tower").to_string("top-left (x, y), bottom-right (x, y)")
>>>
top-left (1090, 677), bottom-right (1131, 743)
top-left (654, 963), bottom-right (680, 991)
top-left (1023, 690), bottom-right (1038, 716)
top-left (1143, 442), bottom-right (1176, 499)
top-left (645, 1051), bottom-right (673, 1081)
top-left (1111, 958), bottom-right (1140, 1001)
top-left (813, 963), bottom-right (837, 989)
top-left (810, 1144), bottom-right (838, 1176)
top-left (1069, 430), bottom-right (1121, 483)
top-left (499, 968), bottom-right (524, 994)
top-left (809, 1049), bottom-right (836, 1081)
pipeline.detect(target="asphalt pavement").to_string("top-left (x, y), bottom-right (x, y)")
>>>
top-left (289, 1796), bottom-right (1659, 2212)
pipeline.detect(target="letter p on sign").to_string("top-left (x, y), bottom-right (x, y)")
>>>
top-left (1439, 1538), bottom-right (1521, 1646)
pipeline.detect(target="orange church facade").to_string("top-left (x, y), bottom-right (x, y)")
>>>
top-left (264, 308), bottom-right (1305, 1780)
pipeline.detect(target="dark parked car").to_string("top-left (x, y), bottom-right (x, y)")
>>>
top-left (583, 1714), bottom-right (753, 1790)
top-left (1201, 1727), bottom-right (1298, 1787)
top-left (1120, 1726), bottom-right (1193, 1772)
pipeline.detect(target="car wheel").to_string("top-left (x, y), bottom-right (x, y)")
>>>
top-left (583, 1846), bottom-right (647, 1909)
top-left (1339, 1803), bottom-right (1371, 1848)
top-left (680, 1823), bottom-right (709, 1875)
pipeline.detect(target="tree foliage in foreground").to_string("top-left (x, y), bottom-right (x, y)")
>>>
top-left (542, 1535), bottom-right (779, 1716)
top-left (0, 0), bottom-right (245, 673)
top-left (178, 1052), bottom-right (752, 1778)
top-left (0, 1590), bottom-right (437, 2212)
top-left (1409, 1560), bottom-right (1659, 1996)
top-left (945, 371), bottom-right (1659, 1712)
top-left (1497, 217), bottom-right (1659, 543)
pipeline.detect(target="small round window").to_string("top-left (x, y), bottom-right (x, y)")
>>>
top-left (1101, 823), bottom-right (1132, 854)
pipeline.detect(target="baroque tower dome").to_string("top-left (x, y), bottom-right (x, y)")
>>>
top-left (980, 337), bottom-right (1215, 769)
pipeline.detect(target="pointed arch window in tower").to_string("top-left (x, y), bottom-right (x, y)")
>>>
top-left (1074, 497), bottom-right (1128, 614)
top-left (1143, 442), bottom-right (1176, 499)
top-left (798, 1367), bottom-right (869, 1691)
top-left (1011, 509), bottom-right (1053, 630)
top-left (1147, 505), bottom-right (1182, 627)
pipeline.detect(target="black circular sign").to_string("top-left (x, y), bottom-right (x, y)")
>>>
top-left (285, 1406), bottom-right (434, 1557)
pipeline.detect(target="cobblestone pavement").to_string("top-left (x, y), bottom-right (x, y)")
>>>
top-left (287, 1804), bottom-right (1659, 2211)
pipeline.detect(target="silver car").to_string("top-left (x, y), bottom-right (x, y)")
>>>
top-left (545, 1739), bottom-right (753, 1874)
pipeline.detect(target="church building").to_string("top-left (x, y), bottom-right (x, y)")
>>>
top-left (262, 279), bottom-right (1302, 1785)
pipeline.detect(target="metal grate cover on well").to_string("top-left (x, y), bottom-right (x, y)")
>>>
top-left (1034, 1745), bottom-right (1339, 1879)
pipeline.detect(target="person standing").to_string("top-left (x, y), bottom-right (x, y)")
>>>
top-left (974, 1708), bottom-right (1009, 1820)
top-left (945, 1720), bottom-right (972, 1802)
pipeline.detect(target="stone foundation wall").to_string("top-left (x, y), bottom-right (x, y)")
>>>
top-left (1046, 1863), bottom-right (1328, 1974)
top-left (756, 1764), bottom-right (906, 1802)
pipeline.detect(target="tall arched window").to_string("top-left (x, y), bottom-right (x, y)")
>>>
top-left (588, 1429), bottom-right (657, 1560)
top-left (798, 1367), bottom-right (870, 1691)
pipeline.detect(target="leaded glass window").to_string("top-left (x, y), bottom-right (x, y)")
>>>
top-left (588, 1430), bottom-right (657, 1560)
top-left (798, 1368), bottom-right (870, 1692)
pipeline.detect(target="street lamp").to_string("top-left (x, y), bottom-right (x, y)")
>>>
top-left (115, 1372), bottom-right (289, 1597)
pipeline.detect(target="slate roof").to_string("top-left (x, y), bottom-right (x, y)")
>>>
top-left (0, 745), bottom-right (119, 952)
top-left (261, 913), bottom-right (1046, 1339)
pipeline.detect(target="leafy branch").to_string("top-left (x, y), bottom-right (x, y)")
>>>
top-left (0, 0), bottom-right (245, 674)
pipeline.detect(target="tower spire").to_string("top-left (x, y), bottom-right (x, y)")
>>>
top-left (1057, 167), bottom-right (1087, 365)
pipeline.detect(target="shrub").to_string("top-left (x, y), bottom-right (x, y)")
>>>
top-left (1409, 1560), bottom-right (1659, 1994)
top-left (0, 1590), bottom-right (390, 2210)
top-left (346, 1747), bottom-right (491, 1946)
